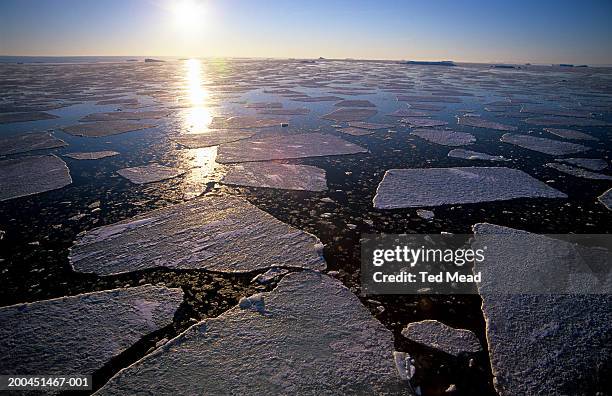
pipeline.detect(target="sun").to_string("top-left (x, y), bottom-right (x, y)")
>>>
top-left (172, 0), bottom-right (205, 29)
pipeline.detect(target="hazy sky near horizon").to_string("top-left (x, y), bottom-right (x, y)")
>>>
top-left (1, 0), bottom-right (611, 64)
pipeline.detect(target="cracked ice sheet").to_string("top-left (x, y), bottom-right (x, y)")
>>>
top-left (96, 272), bottom-right (412, 396)
top-left (0, 111), bottom-right (59, 124)
top-left (222, 162), bottom-right (327, 191)
top-left (545, 163), bottom-right (612, 180)
top-left (80, 110), bottom-right (170, 122)
top-left (216, 133), bottom-right (367, 164)
top-left (0, 132), bottom-right (66, 156)
top-left (457, 116), bottom-right (517, 131)
top-left (61, 121), bottom-right (157, 137)
top-left (448, 149), bottom-right (509, 162)
top-left (411, 129), bottom-right (475, 146)
top-left (321, 108), bottom-right (377, 122)
top-left (0, 285), bottom-right (183, 376)
top-left (373, 167), bottom-right (566, 209)
top-left (64, 151), bottom-right (119, 160)
top-left (472, 223), bottom-right (612, 396)
top-left (501, 133), bottom-right (590, 156)
top-left (173, 130), bottom-right (255, 148)
top-left (543, 128), bottom-right (598, 141)
top-left (117, 164), bottom-right (186, 184)
top-left (69, 195), bottom-right (326, 275)
top-left (401, 320), bottom-right (481, 357)
top-left (0, 155), bottom-right (72, 201)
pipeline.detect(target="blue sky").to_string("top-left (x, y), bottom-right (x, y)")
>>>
top-left (1, 0), bottom-right (611, 64)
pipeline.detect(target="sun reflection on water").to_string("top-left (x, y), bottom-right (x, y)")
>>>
top-left (183, 58), bottom-right (214, 134)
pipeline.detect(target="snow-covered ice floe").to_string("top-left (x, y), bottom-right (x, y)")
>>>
top-left (0, 155), bottom-right (72, 201)
top-left (401, 320), bottom-right (481, 357)
top-left (554, 158), bottom-right (607, 171)
top-left (61, 121), bottom-right (157, 137)
top-left (373, 167), bottom-right (566, 209)
top-left (0, 132), bottom-right (66, 156)
top-left (216, 133), bottom-right (367, 163)
top-left (543, 128), bottom-right (598, 141)
top-left (95, 272), bottom-right (412, 395)
top-left (173, 130), bottom-right (255, 148)
top-left (69, 195), bottom-right (326, 275)
top-left (117, 164), bottom-right (186, 184)
top-left (500, 133), bottom-right (590, 155)
top-left (64, 151), bottom-right (119, 160)
top-left (545, 163), bottom-right (612, 180)
top-left (222, 162), bottom-right (327, 191)
top-left (471, 223), bottom-right (612, 396)
top-left (411, 129), bottom-right (475, 146)
top-left (457, 116), bottom-right (517, 131)
top-left (448, 149), bottom-right (509, 162)
top-left (0, 285), bottom-right (183, 376)
top-left (321, 108), bottom-right (377, 122)
top-left (0, 111), bottom-right (59, 124)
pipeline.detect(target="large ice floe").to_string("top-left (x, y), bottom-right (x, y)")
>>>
top-left (457, 116), bottom-right (517, 131)
top-left (80, 110), bottom-right (170, 122)
top-left (524, 116), bottom-right (611, 127)
top-left (0, 132), bottom-right (67, 156)
top-left (208, 116), bottom-right (287, 129)
top-left (172, 130), bottom-right (255, 148)
top-left (472, 223), bottom-right (612, 396)
top-left (95, 272), bottom-right (412, 395)
top-left (411, 129), bottom-right (475, 146)
top-left (61, 121), bottom-right (156, 137)
top-left (448, 149), bottom-right (509, 162)
top-left (117, 164), bottom-right (186, 184)
top-left (543, 128), bottom-right (598, 141)
top-left (0, 111), bottom-right (59, 124)
top-left (555, 158), bottom-right (608, 171)
top-left (0, 155), bottom-right (72, 201)
top-left (216, 133), bottom-right (367, 163)
top-left (0, 285), bottom-right (183, 376)
top-left (321, 108), bottom-right (377, 122)
top-left (373, 167), bottom-right (566, 209)
top-left (401, 320), bottom-right (481, 357)
top-left (69, 195), bottom-right (326, 275)
top-left (500, 133), bottom-right (590, 155)
top-left (545, 163), bottom-right (612, 180)
top-left (222, 162), bottom-right (327, 191)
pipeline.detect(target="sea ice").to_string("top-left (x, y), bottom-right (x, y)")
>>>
top-left (80, 110), bottom-right (170, 122)
top-left (0, 285), bottom-right (183, 376)
top-left (61, 121), bottom-right (156, 137)
top-left (471, 223), bottom-right (612, 396)
top-left (334, 99), bottom-right (376, 107)
top-left (401, 320), bottom-right (481, 356)
top-left (222, 162), bottom-right (327, 191)
top-left (0, 111), bottom-right (59, 124)
top-left (256, 108), bottom-right (310, 115)
top-left (524, 116), bottom-right (611, 127)
top-left (500, 133), bottom-right (590, 155)
top-left (555, 158), bottom-right (608, 171)
top-left (411, 129), bottom-right (475, 146)
top-left (457, 116), bottom-right (517, 131)
top-left (95, 272), bottom-right (411, 395)
top-left (402, 118), bottom-right (448, 128)
top-left (545, 163), bottom-right (612, 180)
top-left (347, 122), bottom-right (394, 130)
top-left (416, 209), bottom-right (435, 220)
top-left (69, 195), bottom-right (326, 275)
top-left (386, 109), bottom-right (433, 118)
top-left (321, 108), bottom-right (377, 122)
top-left (0, 132), bottom-right (66, 156)
top-left (397, 95), bottom-right (461, 103)
top-left (0, 155), bottom-right (72, 201)
top-left (216, 133), bottom-right (367, 163)
top-left (173, 130), bottom-right (255, 148)
top-left (598, 188), bottom-right (612, 210)
top-left (373, 167), bottom-right (566, 208)
top-left (208, 116), bottom-right (288, 129)
top-left (64, 151), bottom-right (119, 160)
top-left (448, 149), bottom-right (509, 161)
top-left (543, 128), bottom-right (598, 141)
top-left (117, 164), bottom-right (186, 184)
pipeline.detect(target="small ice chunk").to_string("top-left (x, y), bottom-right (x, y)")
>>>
top-left (0, 132), bottom-right (66, 156)
top-left (543, 128), bottom-right (597, 141)
top-left (598, 188), bottom-right (612, 210)
top-left (457, 116), bottom-right (517, 131)
top-left (393, 351), bottom-right (416, 381)
top-left (0, 285), bottom-right (183, 376)
top-left (64, 151), bottom-right (119, 160)
top-left (217, 133), bottom-right (367, 163)
top-left (412, 129), bottom-right (475, 146)
top-left (251, 268), bottom-right (289, 284)
top-left (62, 121), bottom-right (156, 137)
top-left (222, 162), bottom-right (327, 191)
top-left (69, 195), bottom-right (326, 275)
top-left (373, 167), bottom-right (566, 209)
top-left (117, 164), bottom-right (186, 184)
top-left (401, 320), bottom-right (481, 356)
top-left (448, 149), bottom-right (509, 161)
top-left (0, 155), bottom-right (72, 201)
top-left (416, 209), bottom-right (435, 220)
top-left (321, 108), bottom-right (377, 122)
top-left (501, 133), bottom-right (589, 155)
top-left (545, 163), bottom-right (612, 180)
top-left (238, 293), bottom-right (266, 313)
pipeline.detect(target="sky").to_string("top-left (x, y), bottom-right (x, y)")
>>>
top-left (1, 0), bottom-right (611, 65)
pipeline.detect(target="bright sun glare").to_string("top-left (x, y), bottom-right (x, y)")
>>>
top-left (172, 0), bottom-right (205, 29)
